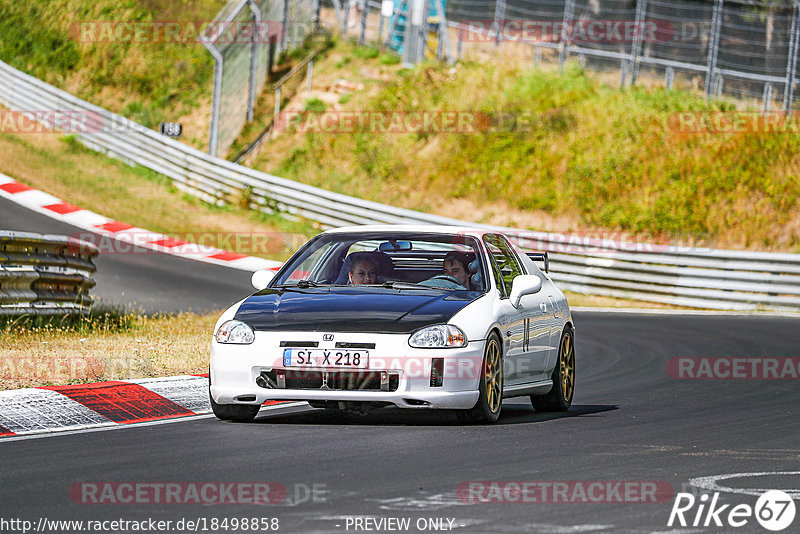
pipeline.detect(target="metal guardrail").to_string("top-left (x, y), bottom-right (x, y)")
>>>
top-left (0, 231), bottom-right (98, 316)
top-left (3, 58), bottom-right (800, 311)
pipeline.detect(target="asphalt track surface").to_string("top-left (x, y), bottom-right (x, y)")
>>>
top-left (0, 196), bottom-right (253, 313)
top-left (3, 197), bottom-right (800, 532)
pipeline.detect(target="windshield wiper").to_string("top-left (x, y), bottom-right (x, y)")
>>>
top-left (277, 280), bottom-right (324, 288)
top-left (382, 281), bottom-right (435, 290)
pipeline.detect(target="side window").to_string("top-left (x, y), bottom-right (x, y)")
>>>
top-left (483, 234), bottom-right (524, 298)
top-left (285, 243), bottom-right (332, 282)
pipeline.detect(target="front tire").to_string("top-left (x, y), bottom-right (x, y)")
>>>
top-left (457, 332), bottom-right (503, 424)
top-left (531, 327), bottom-right (575, 412)
top-left (209, 380), bottom-right (260, 422)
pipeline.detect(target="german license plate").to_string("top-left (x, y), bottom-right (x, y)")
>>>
top-left (283, 348), bottom-right (369, 369)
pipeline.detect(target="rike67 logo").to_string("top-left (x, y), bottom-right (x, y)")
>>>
top-left (668, 490), bottom-right (796, 531)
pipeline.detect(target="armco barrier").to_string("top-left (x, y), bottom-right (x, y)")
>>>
top-left (0, 231), bottom-right (98, 316)
top-left (2, 58), bottom-right (800, 311)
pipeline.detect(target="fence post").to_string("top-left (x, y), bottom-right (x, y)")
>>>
top-left (704, 0), bottom-right (723, 98)
top-left (313, 0), bottom-right (321, 31)
top-left (359, 0), bottom-right (369, 45)
top-left (307, 59), bottom-right (314, 92)
top-left (201, 40), bottom-right (223, 157)
top-left (783, 0), bottom-right (800, 111)
top-left (433, 0), bottom-right (453, 62)
top-left (247, 0), bottom-right (262, 122)
top-left (494, 0), bottom-right (506, 47)
top-left (533, 46), bottom-right (541, 66)
top-left (630, 0), bottom-right (648, 85)
top-left (281, 0), bottom-right (290, 53)
top-left (558, 0), bottom-right (575, 70)
top-left (378, 7), bottom-right (385, 42)
top-left (343, 0), bottom-right (351, 34)
top-left (273, 86), bottom-right (281, 137)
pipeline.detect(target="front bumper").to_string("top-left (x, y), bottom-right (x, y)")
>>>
top-left (210, 331), bottom-right (485, 410)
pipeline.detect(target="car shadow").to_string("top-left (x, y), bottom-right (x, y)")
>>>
top-left (251, 402), bottom-right (618, 427)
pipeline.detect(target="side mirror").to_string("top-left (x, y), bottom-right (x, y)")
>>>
top-left (509, 275), bottom-right (543, 308)
top-left (251, 269), bottom-right (276, 290)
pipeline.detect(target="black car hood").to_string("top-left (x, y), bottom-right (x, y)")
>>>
top-left (234, 287), bottom-right (483, 333)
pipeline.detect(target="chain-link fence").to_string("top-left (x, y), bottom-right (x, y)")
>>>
top-left (329, 0), bottom-right (800, 112)
top-left (203, 0), bottom-right (318, 157)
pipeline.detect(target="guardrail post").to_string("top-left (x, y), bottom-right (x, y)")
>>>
top-left (630, 0), bottom-right (648, 85)
top-left (665, 66), bottom-right (674, 90)
top-left (763, 83), bottom-right (773, 113)
top-left (343, 0), bottom-right (351, 35)
top-left (533, 46), bottom-right (542, 66)
top-left (783, 0), bottom-right (800, 111)
top-left (494, 0), bottom-right (506, 47)
top-left (313, 0), bottom-right (321, 31)
top-left (307, 59), bottom-right (314, 91)
top-left (558, 0), bottom-right (575, 71)
top-left (620, 60), bottom-right (630, 87)
top-left (705, 0), bottom-right (723, 98)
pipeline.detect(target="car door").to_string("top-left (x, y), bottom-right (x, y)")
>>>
top-left (484, 234), bottom-right (549, 386)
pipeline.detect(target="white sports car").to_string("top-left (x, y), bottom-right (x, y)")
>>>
top-left (209, 225), bottom-right (575, 424)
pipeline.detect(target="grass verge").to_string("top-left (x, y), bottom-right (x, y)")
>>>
top-left (0, 309), bottom-right (217, 390)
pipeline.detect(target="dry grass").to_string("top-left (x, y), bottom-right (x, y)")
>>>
top-left (0, 311), bottom-right (217, 390)
top-left (249, 39), bottom-right (800, 253)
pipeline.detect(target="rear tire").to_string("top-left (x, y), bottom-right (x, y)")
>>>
top-left (531, 327), bottom-right (575, 412)
top-left (457, 332), bottom-right (503, 424)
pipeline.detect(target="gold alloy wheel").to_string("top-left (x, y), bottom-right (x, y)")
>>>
top-left (560, 332), bottom-right (575, 402)
top-left (485, 338), bottom-right (502, 413)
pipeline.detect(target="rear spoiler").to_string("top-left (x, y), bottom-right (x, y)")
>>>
top-left (526, 252), bottom-right (549, 273)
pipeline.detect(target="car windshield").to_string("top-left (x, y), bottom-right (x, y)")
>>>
top-left (272, 232), bottom-right (488, 292)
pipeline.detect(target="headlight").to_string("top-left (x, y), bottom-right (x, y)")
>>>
top-left (409, 325), bottom-right (467, 348)
top-left (215, 320), bottom-right (255, 344)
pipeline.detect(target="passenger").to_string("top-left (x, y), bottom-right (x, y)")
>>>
top-left (349, 256), bottom-right (379, 285)
top-left (443, 251), bottom-right (474, 289)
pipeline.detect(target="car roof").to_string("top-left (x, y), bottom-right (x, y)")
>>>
top-left (321, 224), bottom-right (490, 238)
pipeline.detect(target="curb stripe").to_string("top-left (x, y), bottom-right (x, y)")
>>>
top-left (43, 201), bottom-right (81, 214)
top-left (0, 424), bottom-right (14, 436)
top-left (0, 181), bottom-right (32, 194)
top-left (44, 382), bottom-right (194, 424)
top-left (96, 221), bottom-right (133, 233)
top-left (0, 172), bottom-right (283, 273)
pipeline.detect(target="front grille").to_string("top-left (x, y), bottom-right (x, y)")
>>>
top-left (334, 342), bottom-right (376, 349)
top-left (258, 370), bottom-right (399, 392)
top-left (279, 341), bottom-right (318, 348)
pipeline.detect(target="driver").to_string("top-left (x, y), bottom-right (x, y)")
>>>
top-left (443, 251), bottom-right (474, 289)
top-left (349, 256), bottom-right (379, 285)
